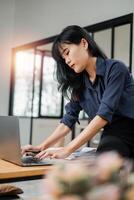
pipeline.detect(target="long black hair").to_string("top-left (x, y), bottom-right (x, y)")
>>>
top-left (52, 25), bottom-right (107, 100)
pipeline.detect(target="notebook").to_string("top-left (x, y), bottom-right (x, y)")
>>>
top-left (0, 116), bottom-right (56, 166)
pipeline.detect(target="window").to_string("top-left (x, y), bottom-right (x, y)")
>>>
top-left (13, 50), bottom-right (35, 117)
top-left (114, 24), bottom-right (131, 66)
top-left (41, 54), bottom-right (62, 117)
top-left (85, 13), bottom-right (133, 70)
top-left (10, 40), bottom-right (63, 118)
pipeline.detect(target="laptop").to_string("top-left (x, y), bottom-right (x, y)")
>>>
top-left (0, 116), bottom-right (57, 166)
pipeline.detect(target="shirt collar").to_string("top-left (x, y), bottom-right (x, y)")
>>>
top-left (96, 56), bottom-right (106, 76)
top-left (84, 56), bottom-right (106, 89)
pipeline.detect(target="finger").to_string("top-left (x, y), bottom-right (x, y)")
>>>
top-left (21, 145), bottom-right (32, 154)
top-left (39, 151), bottom-right (56, 160)
top-left (51, 154), bottom-right (58, 159)
top-left (35, 150), bottom-right (47, 159)
top-left (40, 152), bottom-right (52, 159)
top-left (22, 145), bottom-right (38, 155)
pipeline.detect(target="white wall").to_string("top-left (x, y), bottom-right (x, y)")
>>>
top-left (0, 0), bottom-right (134, 145)
top-left (0, 0), bottom-right (15, 115)
top-left (13, 0), bottom-right (134, 46)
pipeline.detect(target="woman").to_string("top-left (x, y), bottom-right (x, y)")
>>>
top-left (22, 25), bottom-right (134, 159)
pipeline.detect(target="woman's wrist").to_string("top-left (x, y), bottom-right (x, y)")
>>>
top-left (38, 141), bottom-right (52, 151)
top-left (37, 144), bottom-right (46, 151)
top-left (65, 145), bottom-right (75, 155)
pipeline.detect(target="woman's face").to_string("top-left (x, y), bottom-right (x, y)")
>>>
top-left (59, 38), bottom-right (90, 73)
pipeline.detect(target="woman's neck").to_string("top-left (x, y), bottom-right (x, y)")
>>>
top-left (85, 56), bottom-right (97, 83)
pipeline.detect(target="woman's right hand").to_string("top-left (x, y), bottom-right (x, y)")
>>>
top-left (21, 144), bottom-right (42, 155)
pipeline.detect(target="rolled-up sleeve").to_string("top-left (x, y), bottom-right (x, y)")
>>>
top-left (97, 62), bottom-right (128, 123)
top-left (60, 100), bottom-right (82, 129)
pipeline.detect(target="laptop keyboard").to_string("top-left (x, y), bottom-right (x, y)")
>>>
top-left (21, 155), bottom-right (41, 164)
top-left (21, 155), bottom-right (55, 166)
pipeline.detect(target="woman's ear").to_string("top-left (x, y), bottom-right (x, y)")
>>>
top-left (81, 38), bottom-right (88, 50)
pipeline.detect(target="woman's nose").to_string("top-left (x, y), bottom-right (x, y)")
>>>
top-left (65, 57), bottom-right (71, 65)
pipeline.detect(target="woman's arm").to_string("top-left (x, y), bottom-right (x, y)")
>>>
top-left (22, 100), bottom-right (82, 155)
top-left (39, 123), bottom-right (71, 150)
top-left (21, 123), bottom-right (71, 154)
top-left (36, 115), bottom-right (108, 159)
top-left (66, 115), bottom-right (108, 154)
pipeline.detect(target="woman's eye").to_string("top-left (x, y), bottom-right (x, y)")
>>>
top-left (65, 50), bottom-right (69, 55)
top-left (62, 49), bottom-right (69, 59)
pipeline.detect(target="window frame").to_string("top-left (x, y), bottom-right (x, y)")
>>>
top-left (9, 13), bottom-right (133, 120)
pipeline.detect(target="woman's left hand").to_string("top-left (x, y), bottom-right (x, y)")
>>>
top-left (35, 147), bottom-right (71, 159)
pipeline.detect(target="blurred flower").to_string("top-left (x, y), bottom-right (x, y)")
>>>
top-left (127, 173), bottom-right (134, 187)
top-left (43, 152), bottom-right (133, 200)
top-left (124, 186), bottom-right (134, 200)
top-left (59, 194), bottom-right (82, 200)
top-left (44, 162), bottom-right (91, 198)
top-left (87, 184), bottom-right (121, 200)
top-left (95, 151), bottom-right (123, 183)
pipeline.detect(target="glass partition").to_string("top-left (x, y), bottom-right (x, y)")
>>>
top-left (13, 49), bottom-right (35, 117)
top-left (41, 55), bottom-right (62, 116)
top-left (94, 29), bottom-right (112, 58)
top-left (11, 43), bottom-right (62, 118)
top-left (114, 24), bottom-right (130, 67)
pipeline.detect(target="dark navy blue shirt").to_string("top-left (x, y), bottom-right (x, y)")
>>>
top-left (61, 57), bottom-right (134, 129)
